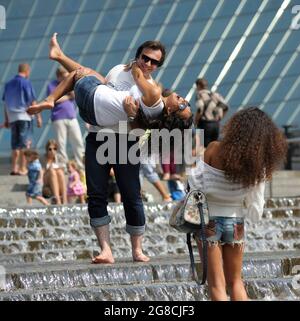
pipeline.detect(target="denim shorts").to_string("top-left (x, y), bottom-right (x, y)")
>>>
top-left (74, 76), bottom-right (100, 126)
top-left (10, 120), bottom-right (31, 149)
top-left (204, 216), bottom-right (245, 246)
top-left (26, 183), bottom-right (42, 198)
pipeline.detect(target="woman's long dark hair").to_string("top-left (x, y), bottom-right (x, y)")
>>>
top-left (136, 108), bottom-right (193, 131)
top-left (219, 107), bottom-right (287, 188)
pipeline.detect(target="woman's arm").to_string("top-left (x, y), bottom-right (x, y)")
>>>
top-left (131, 63), bottom-right (161, 107)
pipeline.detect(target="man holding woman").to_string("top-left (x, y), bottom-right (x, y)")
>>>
top-left (28, 34), bottom-right (191, 264)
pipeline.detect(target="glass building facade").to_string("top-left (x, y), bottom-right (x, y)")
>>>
top-left (0, 0), bottom-right (299, 153)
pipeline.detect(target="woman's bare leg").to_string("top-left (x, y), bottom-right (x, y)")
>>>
top-left (79, 195), bottom-right (85, 204)
top-left (223, 244), bottom-right (248, 301)
top-left (196, 238), bottom-right (228, 301)
top-left (49, 33), bottom-right (106, 83)
top-left (56, 168), bottom-right (67, 204)
top-left (49, 33), bottom-right (82, 72)
top-left (44, 169), bottom-right (61, 205)
top-left (27, 71), bottom-right (77, 115)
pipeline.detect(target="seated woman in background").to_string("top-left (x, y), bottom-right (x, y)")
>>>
top-left (189, 107), bottom-right (287, 301)
top-left (42, 139), bottom-right (67, 205)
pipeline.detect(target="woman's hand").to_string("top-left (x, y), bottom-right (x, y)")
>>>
top-left (123, 96), bottom-right (139, 119)
top-left (131, 62), bottom-right (143, 81)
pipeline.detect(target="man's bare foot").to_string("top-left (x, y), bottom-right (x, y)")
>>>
top-left (92, 253), bottom-right (115, 264)
top-left (27, 100), bottom-right (54, 115)
top-left (133, 252), bottom-right (150, 262)
top-left (49, 32), bottom-right (63, 60)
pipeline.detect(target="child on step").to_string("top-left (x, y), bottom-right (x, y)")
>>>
top-left (24, 150), bottom-right (49, 206)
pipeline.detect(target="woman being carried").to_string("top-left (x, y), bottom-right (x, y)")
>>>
top-left (27, 34), bottom-right (192, 131)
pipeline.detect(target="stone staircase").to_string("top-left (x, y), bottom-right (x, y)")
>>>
top-left (0, 200), bottom-right (300, 301)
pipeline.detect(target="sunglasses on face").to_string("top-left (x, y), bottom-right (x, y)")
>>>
top-left (48, 147), bottom-right (57, 151)
top-left (176, 96), bottom-right (190, 111)
top-left (141, 54), bottom-right (160, 66)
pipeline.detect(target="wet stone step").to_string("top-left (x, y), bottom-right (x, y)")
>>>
top-left (0, 277), bottom-right (299, 301)
top-left (0, 237), bottom-right (300, 260)
top-left (1, 223), bottom-right (300, 242)
top-left (1, 204), bottom-right (300, 221)
top-left (2, 253), bottom-right (300, 292)
top-left (266, 197), bottom-right (300, 208)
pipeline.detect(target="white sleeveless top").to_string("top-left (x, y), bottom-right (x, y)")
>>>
top-left (188, 159), bottom-right (265, 222)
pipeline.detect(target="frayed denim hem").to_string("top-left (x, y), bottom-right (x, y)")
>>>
top-left (90, 215), bottom-right (111, 228)
top-left (126, 224), bottom-right (145, 235)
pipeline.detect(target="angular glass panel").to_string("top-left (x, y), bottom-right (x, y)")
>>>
top-left (97, 9), bottom-right (123, 31)
top-left (0, 18), bottom-right (26, 40)
top-left (47, 15), bottom-right (75, 36)
top-left (73, 12), bottom-right (99, 33)
top-left (34, 1), bottom-right (58, 16)
top-left (122, 6), bottom-right (148, 28)
top-left (145, 2), bottom-right (173, 25)
top-left (0, 40), bottom-right (16, 61)
top-left (24, 16), bottom-right (51, 38)
top-left (7, 0), bottom-right (35, 18)
top-left (57, 0), bottom-right (82, 14)
top-left (14, 38), bottom-right (41, 60)
top-left (110, 29), bottom-right (137, 51)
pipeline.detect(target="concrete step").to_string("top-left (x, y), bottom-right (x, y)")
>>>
top-left (2, 252), bottom-right (300, 292)
top-left (0, 170), bottom-right (300, 207)
top-left (0, 277), bottom-right (299, 301)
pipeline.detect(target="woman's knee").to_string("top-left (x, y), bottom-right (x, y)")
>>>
top-left (46, 168), bottom-right (58, 180)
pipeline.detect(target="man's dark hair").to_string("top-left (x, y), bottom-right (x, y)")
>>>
top-left (161, 88), bottom-right (173, 97)
top-left (195, 78), bottom-right (208, 89)
top-left (135, 41), bottom-right (166, 67)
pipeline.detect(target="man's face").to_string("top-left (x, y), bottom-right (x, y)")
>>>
top-left (136, 48), bottom-right (162, 76)
top-left (25, 68), bottom-right (31, 78)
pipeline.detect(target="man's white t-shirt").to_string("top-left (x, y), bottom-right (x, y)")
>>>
top-left (89, 64), bottom-right (162, 133)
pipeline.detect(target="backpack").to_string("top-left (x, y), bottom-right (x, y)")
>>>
top-left (169, 186), bottom-right (209, 285)
top-left (196, 90), bottom-right (228, 123)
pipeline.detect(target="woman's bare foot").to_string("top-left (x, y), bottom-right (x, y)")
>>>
top-left (27, 99), bottom-right (54, 115)
top-left (49, 32), bottom-right (63, 60)
top-left (92, 253), bottom-right (115, 264)
top-left (133, 251), bottom-right (150, 262)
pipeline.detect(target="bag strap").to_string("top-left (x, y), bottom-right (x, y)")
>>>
top-left (186, 227), bottom-right (207, 285)
top-left (185, 189), bottom-right (208, 285)
top-left (197, 201), bottom-right (208, 285)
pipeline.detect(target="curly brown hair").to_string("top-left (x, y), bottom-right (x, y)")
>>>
top-left (219, 107), bottom-right (287, 188)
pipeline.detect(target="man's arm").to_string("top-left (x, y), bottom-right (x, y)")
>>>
top-left (131, 63), bottom-right (161, 107)
top-left (1, 105), bottom-right (10, 128)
